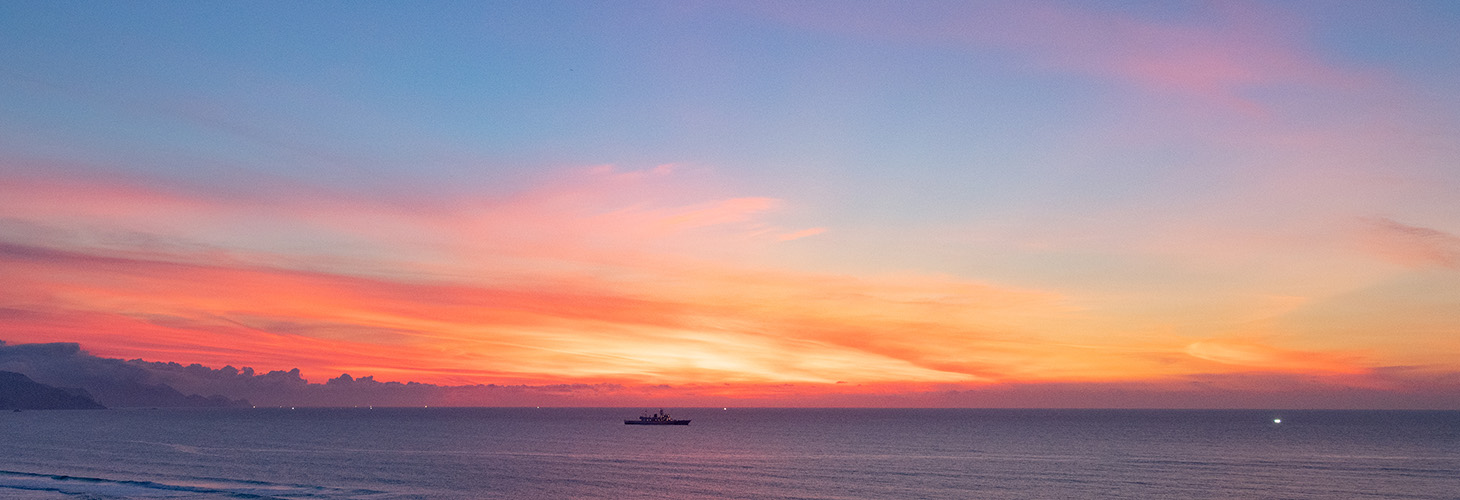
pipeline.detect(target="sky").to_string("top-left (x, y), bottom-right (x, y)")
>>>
top-left (1, 0), bottom-right (1458, 407)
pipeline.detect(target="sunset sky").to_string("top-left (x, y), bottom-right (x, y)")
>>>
top-left (2, 1), bottom-right (1458, 406)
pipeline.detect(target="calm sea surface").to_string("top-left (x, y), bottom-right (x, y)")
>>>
top-left (2, 408), bottom-right (1457, 499)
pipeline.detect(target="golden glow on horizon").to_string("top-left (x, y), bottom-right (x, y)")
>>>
top-left (2, 165), bottom-right (1452, 397)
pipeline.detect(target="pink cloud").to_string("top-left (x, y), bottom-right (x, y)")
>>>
top-left (751, 0), bottom-right (1361, 109)
top-left (656, 197), bottom-right (780, 230)
top-left (1356, 217), bottom-right (1460, 269)
top-left (777, 227), bottom-right (827, 241)
top-left (1007, 3), bottom-right (1356, 102)
top-left (0, 164), bottom-right (821, 278)
top-left (0, 172), bottom-right (214, 220)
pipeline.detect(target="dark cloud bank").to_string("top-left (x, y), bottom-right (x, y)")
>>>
top-left (0, 340), bottom-right (623, 407)
top-left (0, 341), bottom-right (249, 408)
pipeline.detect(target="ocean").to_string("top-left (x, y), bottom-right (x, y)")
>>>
top-left (2, 408), bottom-right (1457, 499)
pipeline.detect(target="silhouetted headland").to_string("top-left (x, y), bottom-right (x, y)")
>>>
top-left (0, 370), bottom-right (105, 409)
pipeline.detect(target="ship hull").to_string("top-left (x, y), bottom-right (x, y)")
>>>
top-left (624, 420), bottom-right (691, 425)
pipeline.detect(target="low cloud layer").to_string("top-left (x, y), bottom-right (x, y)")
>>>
top-left (0, 341), bottom-right (245, 407)
top-left (0, 340), bottom-right (647, 407)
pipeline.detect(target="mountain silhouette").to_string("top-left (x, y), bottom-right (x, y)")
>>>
top-left (0, 342), bottom-right (250, 408)
top-left (0, 370), bottom-right (105, 409)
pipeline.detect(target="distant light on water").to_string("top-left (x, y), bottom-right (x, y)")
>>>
top-left (1273, 418), bottom-right (1282, 424)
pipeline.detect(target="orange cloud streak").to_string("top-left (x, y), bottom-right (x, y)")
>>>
top-left (1185, 339), bottom-right (1368, 375)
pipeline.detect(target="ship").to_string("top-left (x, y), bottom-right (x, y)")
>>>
top-left (624, 409), bottom-right (690, 425)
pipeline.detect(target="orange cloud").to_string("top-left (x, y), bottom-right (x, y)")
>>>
top-left (1185, 338), bottom-right (1367, 375)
